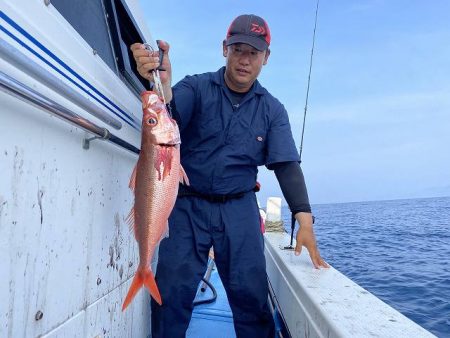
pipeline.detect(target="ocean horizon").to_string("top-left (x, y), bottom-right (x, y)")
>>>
top-left (280, 195), bottom-right (450, 337)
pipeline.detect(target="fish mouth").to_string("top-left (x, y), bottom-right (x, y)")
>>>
top-left (157, 143), bottom-right (178, 147)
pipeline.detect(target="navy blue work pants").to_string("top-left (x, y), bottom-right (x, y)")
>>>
top-left (151, 192), bottom-right (275, 338)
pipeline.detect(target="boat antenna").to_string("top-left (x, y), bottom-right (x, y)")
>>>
top-left (288, 0), bottom-right (320, 249)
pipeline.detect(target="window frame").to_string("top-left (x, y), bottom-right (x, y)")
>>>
top-left (103, 0), bottom-right (151, 95)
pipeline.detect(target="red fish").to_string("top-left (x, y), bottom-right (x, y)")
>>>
top-left (122, 91), bottom-right (188, 310)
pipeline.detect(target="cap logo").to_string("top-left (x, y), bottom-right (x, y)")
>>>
top-left (251, 23), bottom-right (266, 35)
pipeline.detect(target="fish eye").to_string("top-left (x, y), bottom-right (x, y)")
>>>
top-left (148, 117), bottom-right (158, 125)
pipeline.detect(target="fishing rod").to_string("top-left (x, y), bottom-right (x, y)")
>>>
top-left (287, 0), bottom-right (320, 249)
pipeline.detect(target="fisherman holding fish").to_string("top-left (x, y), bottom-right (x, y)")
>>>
top-left (130, 14), bottom-right (328, 338)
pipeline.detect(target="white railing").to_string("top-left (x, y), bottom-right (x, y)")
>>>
top-left (264, 232), bottom-right (436, 338)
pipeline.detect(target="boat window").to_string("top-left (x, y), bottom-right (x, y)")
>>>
top-left (51, 0), bottom-right (150, 95)
top-left (104, 0), bottom-right (150, 94)
top-left (51, 0), bottom-right (117, 73)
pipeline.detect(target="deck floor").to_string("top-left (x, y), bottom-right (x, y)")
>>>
top-left (186, 268), bottom-right (236, 338)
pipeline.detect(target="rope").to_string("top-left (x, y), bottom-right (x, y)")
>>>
top-left (265, 221), bottom-right (285, 233)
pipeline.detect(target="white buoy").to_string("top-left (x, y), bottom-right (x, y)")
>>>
top-left (266, 197), bottom-right (282, 222)
top-left (265, 197), bottom-right (284, 232)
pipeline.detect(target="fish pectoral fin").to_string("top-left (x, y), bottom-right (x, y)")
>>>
top-left (159, 221), bottom-right (169, 241)
top-left (179, 165), bottom-right (190, 186)
top-left (129, 164), bottom-right (137, 191)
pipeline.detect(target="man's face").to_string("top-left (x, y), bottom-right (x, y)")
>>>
top-left (223, 42), bottom-right (270, 92)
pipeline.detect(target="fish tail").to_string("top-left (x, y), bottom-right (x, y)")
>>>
top-left (143, 269), bottom-right (162, 305)
top-left (122, 266), bottom-right (162, 311)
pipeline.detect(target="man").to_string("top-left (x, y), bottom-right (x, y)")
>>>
top-left (131, 14), bottom-right (328, 338)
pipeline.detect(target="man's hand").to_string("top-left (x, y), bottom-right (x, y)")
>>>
top-left (294, 212), bottom-right (329, 269)
top-left (130, 41), bottom-right (173, 101)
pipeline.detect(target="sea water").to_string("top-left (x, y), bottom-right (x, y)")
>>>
top-left (281, 196), bottom-right (450, 337)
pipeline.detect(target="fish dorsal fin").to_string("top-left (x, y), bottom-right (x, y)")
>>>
top-left (129, 164), bottom-right (137, 192)
top-left (125, 206), bottom-right (137, 238)
top-left (179, 165), bottom-right (190, 186)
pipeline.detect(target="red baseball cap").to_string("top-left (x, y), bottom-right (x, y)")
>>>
top-left (225, 14), bottom-right (271, 51)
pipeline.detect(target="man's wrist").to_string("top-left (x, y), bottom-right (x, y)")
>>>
top-left (295, 212), bottom-right (315, 228)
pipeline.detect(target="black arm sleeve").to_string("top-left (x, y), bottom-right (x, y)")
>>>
top-left (272, 161), bottom-right (311, 213)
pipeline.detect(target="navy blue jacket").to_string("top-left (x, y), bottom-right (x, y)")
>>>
top-left (172, 67), bottom-right (300, 195)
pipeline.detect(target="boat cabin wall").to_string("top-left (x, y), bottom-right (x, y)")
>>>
top-left (0, 0), bottom-right (156, 336)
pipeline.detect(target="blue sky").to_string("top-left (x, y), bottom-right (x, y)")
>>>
top-left (139, 0), bottom-right (450, 205)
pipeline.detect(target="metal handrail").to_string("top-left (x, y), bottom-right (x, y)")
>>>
top-left (0, 70), bottom-right (139, 155)
top-left (0, 38), bottom-right (123, 130)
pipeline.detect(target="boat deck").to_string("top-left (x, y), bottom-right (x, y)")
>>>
top-left (187, 267), bottom-right (236, 338)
